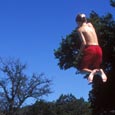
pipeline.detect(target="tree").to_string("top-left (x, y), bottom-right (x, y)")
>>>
top-left (54, 30), bottom-right (81, 71)
top-left (88, 12), bottom-right (115, 115)
top-left (20, 94), bottom-right (91, 115)
top-left (29, 99), bottom-right (55, 115)
top-left (55, 94), bottom-right (91, 115)
top-left (110, 0), bottom-right (115, 7)
top-left (0, 57), bottom-right (52, 115)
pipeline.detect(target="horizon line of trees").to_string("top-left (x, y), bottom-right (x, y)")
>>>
top-left (0, 94), bottom-right (92, 115)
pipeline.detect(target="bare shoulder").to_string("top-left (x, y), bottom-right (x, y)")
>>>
top-left (77, 27), bottom-right (81, 33)
top-left (87, 22), bottom-right (93, 27)
top-left (77, 26), bottom-right (83, 32)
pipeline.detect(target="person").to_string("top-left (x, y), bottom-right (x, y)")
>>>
top-left (75, 13), bottom-right (107, 83)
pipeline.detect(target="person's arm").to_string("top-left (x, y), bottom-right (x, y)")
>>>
top-left (77, 30), bottom-right (86, 59)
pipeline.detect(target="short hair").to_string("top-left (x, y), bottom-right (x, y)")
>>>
top-left (76, 13), bottom-right (87, 23)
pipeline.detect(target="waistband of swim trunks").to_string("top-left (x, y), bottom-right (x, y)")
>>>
top-left (85, 45), bottom-right (99, 48)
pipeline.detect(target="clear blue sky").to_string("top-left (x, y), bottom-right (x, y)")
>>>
top-left (0, 0), bottom-right (114, 105)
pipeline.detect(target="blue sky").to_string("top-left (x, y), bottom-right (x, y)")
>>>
top-left (0, 0), bottom-right (114, 105)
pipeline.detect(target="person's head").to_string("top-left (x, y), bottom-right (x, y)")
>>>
top-left (76, 13), bottom-right (87, 25)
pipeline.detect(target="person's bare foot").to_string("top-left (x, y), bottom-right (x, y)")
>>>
top-left (95, 69), bottom-right (107, 82)
top-left (100, 69), bottom-right (107, 82)
top-left (88, 69), bottom-right (97, 83)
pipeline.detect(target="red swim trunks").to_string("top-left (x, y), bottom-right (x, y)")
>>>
top-left (80, 45), bottom-right (102, 70)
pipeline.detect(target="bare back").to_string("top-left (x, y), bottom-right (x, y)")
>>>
top-left (78, 22), bottom-right (99, 45)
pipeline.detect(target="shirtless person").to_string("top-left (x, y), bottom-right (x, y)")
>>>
top-left (76, 13), bottom-right (107, 83)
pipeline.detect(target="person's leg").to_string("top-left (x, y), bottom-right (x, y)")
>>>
top-left (92, 46), bottom-right (107, 82)
top-left (81, 68), bottom-right (97, 83)
top-left (95, 69), bottom-right (107, 82)
top-left (82, 68), bottom-right (92, 73)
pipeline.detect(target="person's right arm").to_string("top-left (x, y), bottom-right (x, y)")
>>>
top-left (77, 30), bottom-right (86, 59)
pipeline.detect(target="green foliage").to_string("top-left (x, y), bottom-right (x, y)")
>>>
top-left (88, 12), bottom-right (115, 114)
top-left (17, 94), bottom-right (92, 115)
top-left (29, 100), bottom-right (55, 115)
top-left (55, 94), bottom-right (91, 115)
top-left (54, 30), bottom-right (82, 70)
top-left (110, 0), bottom-right (115, 7)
